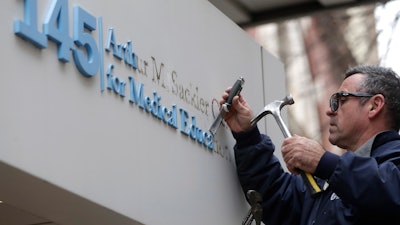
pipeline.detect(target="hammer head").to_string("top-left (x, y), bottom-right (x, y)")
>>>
top-left (250, 95), bottom-right (294, 127)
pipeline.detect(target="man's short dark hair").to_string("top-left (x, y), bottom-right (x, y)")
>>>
top-left (344, 65), bottom-right (400, 131)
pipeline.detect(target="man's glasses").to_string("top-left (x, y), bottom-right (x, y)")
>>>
top-left (329, 92), bottom-right (374, 112)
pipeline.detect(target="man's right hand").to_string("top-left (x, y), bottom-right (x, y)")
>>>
top-left (220, 88), bottom-right (254, 133)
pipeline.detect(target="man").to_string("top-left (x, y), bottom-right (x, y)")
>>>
top-left (221, 65), bottom-right (400, 224)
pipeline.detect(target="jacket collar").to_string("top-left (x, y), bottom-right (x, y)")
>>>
top-left (355, 130), bottom-right (400, 157)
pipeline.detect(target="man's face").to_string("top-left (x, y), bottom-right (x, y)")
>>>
top-left (326, 74), bottom-right (370, 150)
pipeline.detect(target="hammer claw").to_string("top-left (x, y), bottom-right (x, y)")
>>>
top-left (250, 111), bottom-right (267, 127)
top-left (250, 95), bottom-right (294, 131)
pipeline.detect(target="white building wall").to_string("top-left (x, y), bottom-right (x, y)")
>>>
top-left (0, 0), bottom-right (286, 224)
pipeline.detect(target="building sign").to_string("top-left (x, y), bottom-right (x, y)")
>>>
top-left (2, 0), bottom-right (287, 224)
top-left (14, 0), bottom-right (216, 151)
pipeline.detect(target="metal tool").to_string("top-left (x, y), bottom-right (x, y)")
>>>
top-left (250, 95), bottom-right (323, 198)
top-left (209, 77), bottom-right (245, 135)
top-left (242, 190), bottom-right (263, 225)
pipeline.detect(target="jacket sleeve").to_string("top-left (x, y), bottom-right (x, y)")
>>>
top-left (329, 151), bottom-right (400, 217)
top-left (314, 131), bottom-right (400, 222)
top-left (233, 127), bottom-right (307, 225)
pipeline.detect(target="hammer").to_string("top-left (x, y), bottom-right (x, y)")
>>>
top-left (250, 95), bottom-right (322, 198)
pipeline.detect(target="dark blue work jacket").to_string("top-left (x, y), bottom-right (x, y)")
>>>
top-left (233, 128), bottom-right (400, 225)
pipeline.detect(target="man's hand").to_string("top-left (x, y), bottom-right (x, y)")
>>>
top-left (220, 88), bottom-right (254, 133)
top-left (281, 136), bottom-right (325, 174)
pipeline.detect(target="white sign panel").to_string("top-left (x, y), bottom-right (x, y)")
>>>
top-left (0, 0), bottom-right (286, 224)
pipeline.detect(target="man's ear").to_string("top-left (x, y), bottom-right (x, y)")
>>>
top-left (368, 94), bottom-right (385, 117)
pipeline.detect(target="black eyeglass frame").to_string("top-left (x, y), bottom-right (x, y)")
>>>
top-left (329, 92), bottom-right (374, 112)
